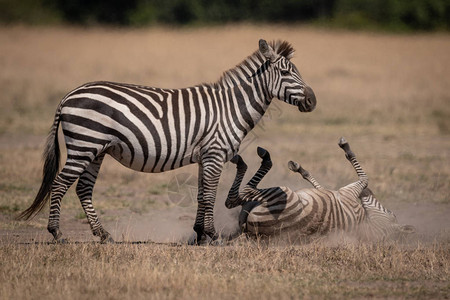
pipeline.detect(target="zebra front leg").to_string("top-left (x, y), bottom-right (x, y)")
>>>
top-left (75, 154), bottom-right (113, 243)
top-left (193, 163), bottom-right (206, 244)
top-left (227, 148), bottom-right (274, 205)
top-left (195, 159), bottom-right (224, 243)
top-left (225, 155), bottom-right (248, 209)
top-left (288, 161), bottom-right (323, 189)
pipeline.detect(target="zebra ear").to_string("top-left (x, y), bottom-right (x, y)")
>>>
top-left (259, 39), bottom-right (277, 62)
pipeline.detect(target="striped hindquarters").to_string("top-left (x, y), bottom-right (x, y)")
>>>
top-left (246, 187), bottom-right (305, 235)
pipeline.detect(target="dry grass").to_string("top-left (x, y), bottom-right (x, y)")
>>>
top-left (0, 241), bottom-right (448, 300)
top-left (0, 25), bottom-right (449, 299)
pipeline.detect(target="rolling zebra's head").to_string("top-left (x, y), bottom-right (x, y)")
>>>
top-left (360, 188), bottom-right (416, 238)
top-left (257, 39), bottom-right (316, 112)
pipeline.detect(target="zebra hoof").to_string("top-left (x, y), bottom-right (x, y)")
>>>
top-left (288, 161), bottom-right (300, 172)
top-left (257, 147), bottom-right (270, 160)
top-left (209, 238), bottom-right (224, 246)
top-left (187, 234), bottom-right (197, 245)
top-left (230, 155), bottom-right (241, 164)
top-left (53, 237), bottom-right (70, 244)
top-left (101, 235), bottom-right (115, 244)
top-left (196, 235), bottom-right (209, 246)
top-left (230, 155), bottom-right (247, 171)
top-left (338, 137), bottom-right (350, 150)
top-left (338, 137), bottom-right (354, 156)
top-left (48, 228), bottom-right (63, 242)
top-left (338, 137), bottom-right (347, 146)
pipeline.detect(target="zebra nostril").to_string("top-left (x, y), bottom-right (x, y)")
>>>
top-left (304, 86), bottom-right (316, 111)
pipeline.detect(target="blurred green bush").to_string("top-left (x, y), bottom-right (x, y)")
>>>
top-left (0, 0), bottom-right (449, 31)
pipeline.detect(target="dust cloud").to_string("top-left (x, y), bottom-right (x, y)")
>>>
top-left (108, 185), bottom-right (241, 243)
top-left (108, 195), bottom-right (449, 246)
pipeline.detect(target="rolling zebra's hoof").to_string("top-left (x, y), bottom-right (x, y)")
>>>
top-left (230, 155), bottom-right (242, 164)
top-left (338, 137), bottom-right (354, 158)
top-left (230, 155), bottom-right (247, 171)
top-left (338, 137), bottom-right (348, 147)
top-left (257, 147), bottom-right (270, 160)
top-left (338, 137), bottom-right (351, 152)
top-left (288, 161), bottom-right (300, 172)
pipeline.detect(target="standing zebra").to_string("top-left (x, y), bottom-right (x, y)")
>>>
top-left (18, 39), bottom-right (316, 243)
top-left (226, 138), bottom-right (415, 240)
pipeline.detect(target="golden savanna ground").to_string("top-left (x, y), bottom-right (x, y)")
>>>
top-left (0, 25), bottom-right (449, 299)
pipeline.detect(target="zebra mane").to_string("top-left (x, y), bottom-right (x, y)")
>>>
top-left (271, 40), bottom-right (295, 60)
top-left (212, 40), bottom-right (295, 88)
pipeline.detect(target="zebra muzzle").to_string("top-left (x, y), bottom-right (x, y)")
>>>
top-left (298, 86), bottom-right (316, 112)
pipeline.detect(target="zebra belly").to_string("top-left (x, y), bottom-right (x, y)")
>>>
top-left (246, 187), bottom-right (311, 235)
top-left (245, 188), bottom-right (365, 236)
top-left (298, 189), bottom-right (364, 234)
top-left (106, 140), bottom-right (201, 173)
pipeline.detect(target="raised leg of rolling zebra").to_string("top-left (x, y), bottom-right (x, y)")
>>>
top-left (75, 154), bottom-right (113, 243)
top-left (338, 137), bottom-right (368, 197)
top-left (246, 147), bottom-right (272, 188)
top-left (47, 164), bottom-right (88, 243)
top-left (195, 159), bottom-right (224, 245)
top-left (288, 160), bottom-right (323, 189)
top-left (225, 155), bottom-right (248, 209)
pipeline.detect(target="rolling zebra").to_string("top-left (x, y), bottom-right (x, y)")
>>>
top-left (226, 138), bottom-right (415, 240)
top-left (18, 39), bottom-right (316, 243)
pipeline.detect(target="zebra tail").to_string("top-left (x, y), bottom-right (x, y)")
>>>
top-left (17, 109), bottom-right (61, 220)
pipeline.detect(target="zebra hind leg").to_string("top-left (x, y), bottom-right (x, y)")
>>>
top-left (338, 137), bottom-right (368, 183)
top-left (47, 163), bottom-right (89, 242)
top-left (197, 160), bottom-right (224, 244)
top-left (338, 137), bottom-right (368, 196)
top-left (75, 154), bottom-right (114, 243)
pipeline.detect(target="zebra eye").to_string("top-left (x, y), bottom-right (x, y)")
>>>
top-left (280, 69), bottom-right (290, 76)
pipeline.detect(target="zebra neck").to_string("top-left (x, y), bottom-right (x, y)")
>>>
top-left (216, 77), bottom-right (271, 133)
top-left (207, 50), bottom-right (273, 140)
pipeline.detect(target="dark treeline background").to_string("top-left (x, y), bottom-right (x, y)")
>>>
top-left (1, 0), bottom-right (449, 31)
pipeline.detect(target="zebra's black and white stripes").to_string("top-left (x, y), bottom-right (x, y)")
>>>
top-left (18, 39), bottom-right (316, 243)
top-left (226, 138), bottom-right (415, 240)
